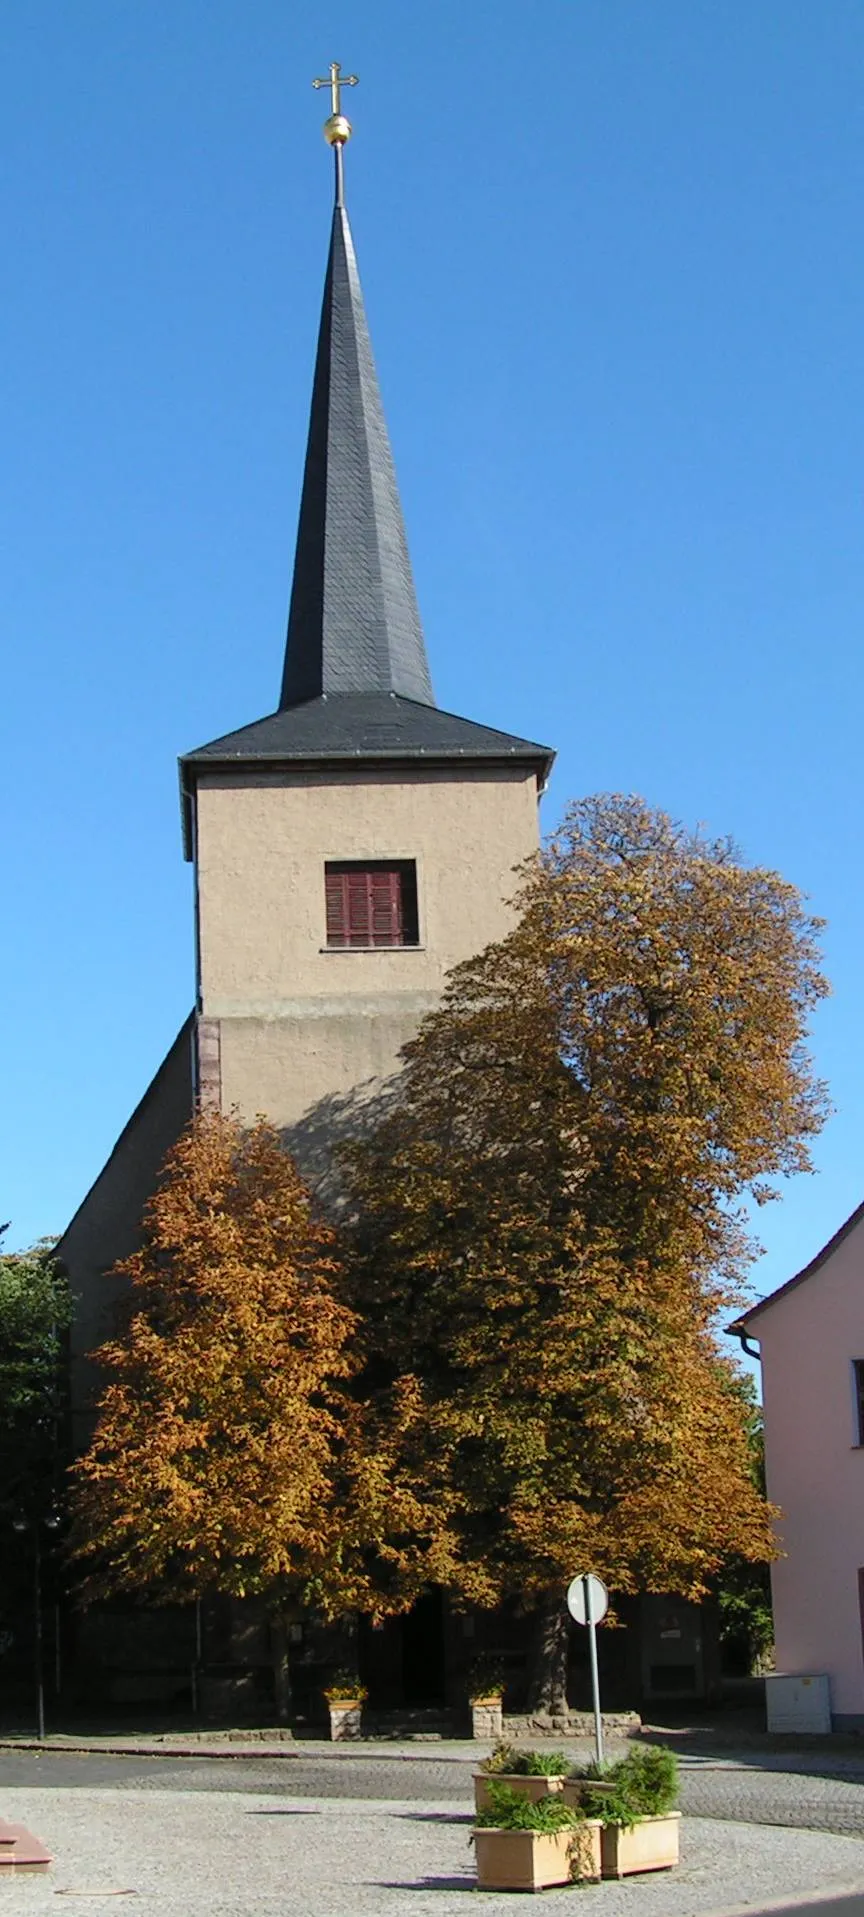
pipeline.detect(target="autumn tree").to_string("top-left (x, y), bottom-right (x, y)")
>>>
top-left (71, 1113), bottom-right (376, 1716)
top-left (342, 794), bottom-right (829, 1709)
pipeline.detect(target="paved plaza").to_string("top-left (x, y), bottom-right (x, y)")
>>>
top-left (1, 1741), bottom-right (864, 1914)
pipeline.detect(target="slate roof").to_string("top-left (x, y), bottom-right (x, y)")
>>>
top-left (180, 179), bottom-right (555, 858)
top-left (183, 691), bottom-right (552, 767)
top-left (180, 692), bottom-right (552, 855)
top-left (280, 202), bottom-right (433, 708)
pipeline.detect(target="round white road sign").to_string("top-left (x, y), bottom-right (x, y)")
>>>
top-left (566, 1574), bottom-right (609, 1626)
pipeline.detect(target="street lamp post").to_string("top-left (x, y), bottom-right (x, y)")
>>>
top-left (12, 1509), bottom-right (61, 1742)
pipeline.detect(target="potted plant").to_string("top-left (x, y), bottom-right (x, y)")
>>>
top-left (569, 1745), bottom-right (681, 1878)
top-left (322, 1670), bottom-right (368, 1741)
top-left (473, 1781), bottom-right (602, 1892)
top-left (467, 1656), bottom-right (506, 1739)
top-left (474, 1742), bottom-right (570, 1814)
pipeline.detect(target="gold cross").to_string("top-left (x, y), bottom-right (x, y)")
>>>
top-left (312, 62), bottom-right (358, 117)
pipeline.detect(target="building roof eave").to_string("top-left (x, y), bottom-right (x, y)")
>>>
top-left (178, 734), bottom-right (555, 862)
top-left (729, 1196), bottom-right (864, 1333)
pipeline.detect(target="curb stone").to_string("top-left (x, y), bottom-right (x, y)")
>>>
top-left (0, 1734), bottom-right (633, 1763)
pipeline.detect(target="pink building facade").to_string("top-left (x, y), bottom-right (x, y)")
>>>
top-left (734, 1201), bottom-right (864, 1729)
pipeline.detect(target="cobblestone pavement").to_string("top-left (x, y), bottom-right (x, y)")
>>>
top-left (2, 1745), bottom-right (864, 1836)
top-left (677, 1759), bottom-right (864, 1837)
top-left (0, 1787), bottom-right (864, 1917)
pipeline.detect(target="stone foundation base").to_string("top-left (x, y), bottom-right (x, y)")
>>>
top-left (503, 1710), bottom-right (641, 1739)
top-left (471, 1701), bottom-right (503, 1740)
top-left (328, 1702), bottom-right (363, 1741)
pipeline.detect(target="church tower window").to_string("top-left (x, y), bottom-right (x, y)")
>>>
top-left (324, 861), bottom-right (419, 949)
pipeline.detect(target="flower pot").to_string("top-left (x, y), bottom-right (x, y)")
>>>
top-left (473, 1823), bottom-right (602, 1891)
top-left (599, 1812), bottom-right (681, 1878)
top-left (470, 1696), bottom-right (503, 1739)
top-left (327, 1700), bottom-right (363, 1741)
top-left (474, 1773), bottom-right (565, 1815)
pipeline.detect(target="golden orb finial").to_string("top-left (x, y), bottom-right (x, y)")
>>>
top-left (313, 63), bottom-right (358, 146)
top-left (323, 112), bottom-right (352, 148)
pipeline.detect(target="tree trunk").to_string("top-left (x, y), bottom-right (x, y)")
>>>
top-left (525, 1590), bottom-right (570, 1714)
top-left (270, 1611), bottom-right (292, 1725)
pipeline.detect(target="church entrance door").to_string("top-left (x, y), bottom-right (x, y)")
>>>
top-left (401, 1589), bottom-right (445, 1706)
top-left (359, 1590), bottom-right (446, 1710)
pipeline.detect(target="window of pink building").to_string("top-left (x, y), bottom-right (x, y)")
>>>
top-left (852, 1361), bottom-right (864, 1445)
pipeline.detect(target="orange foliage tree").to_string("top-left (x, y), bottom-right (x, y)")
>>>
top-left (341, 795), bottom-right (830, 1708)
top-left (71, 1113), bottom-right (379, 1715)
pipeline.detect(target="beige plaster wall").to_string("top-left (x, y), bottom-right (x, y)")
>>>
top-left (195, 764), bottom-right (539, 1135)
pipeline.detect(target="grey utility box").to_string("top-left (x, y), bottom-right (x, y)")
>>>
top-left (765, 1673), bottom-right (832, 1733)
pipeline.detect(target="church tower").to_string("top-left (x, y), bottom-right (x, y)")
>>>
top-left (60, 73), bottom-right (553, 1448)
top-left (180, 78), bottom-right (553, 1154)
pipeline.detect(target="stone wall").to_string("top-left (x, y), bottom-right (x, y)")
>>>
top-left (503, 1711), bottom-right (641, 1739)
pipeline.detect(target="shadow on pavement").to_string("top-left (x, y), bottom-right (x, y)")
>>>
top-left (377, 1880), bottom-right (474, 1895)
top-left (738, 1901), bottom-right (864, 1917)
top-left (643, 1711), bottom-right (864, 1784)
top-left (395, 1812), bottom-right (473, 1825)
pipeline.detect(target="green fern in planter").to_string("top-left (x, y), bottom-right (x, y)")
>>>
top-left (618, 1746), bottom-right (679, 1812)
top-left (576, 1745), bottom-right (679, 1829)
top-left (474, 1782), bottom-right (582, 1833)
top-left (481, 1740), bottom-right (520, 1774)
top-left (520, 1749), bottom-right (571, 1776)
top-left (481, 1741), bottom-right (570, 1777)
top-left (473, 1783), bottom-right (600, 1881)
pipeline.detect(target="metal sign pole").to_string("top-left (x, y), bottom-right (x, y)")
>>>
top-left (34, 1530), bottom-right (45, 1743)
top-left (567, 1572), bottom-right (609, 1773)
top-left (584, 1577), bottom-right (604, 1770)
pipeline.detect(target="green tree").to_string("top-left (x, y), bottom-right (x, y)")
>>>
top-left (342, 795), bottom-right (828, 1707)
top-left (713, 1374), bottom-right (774, 1673)
top-left (0, 1232), bottom-right (70, 1519)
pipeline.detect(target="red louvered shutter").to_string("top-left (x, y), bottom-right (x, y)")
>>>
top-left (346, 871), bottom-right (372, 944)
top-left (325, 865), bottom-right (407, 946)
top-left (369, 869), bottom-right (403, 945)
top-left (325, 871), bottom-right (349, 947)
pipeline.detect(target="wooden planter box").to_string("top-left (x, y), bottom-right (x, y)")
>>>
top-left (474, 1773), bottom-right (565, 1815)
top-left (474, 1823), bottom-right (602, 1891)
top-left (599, 1812), bottom-right (681, 1878)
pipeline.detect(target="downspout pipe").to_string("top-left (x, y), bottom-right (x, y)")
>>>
top-left (729, 1325), bottom-right (762, 1362)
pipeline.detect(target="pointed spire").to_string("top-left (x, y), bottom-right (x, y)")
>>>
top-left (280, 173), bottom-right (434, 709)
top-left (180, 66), bottom-right (555, 859)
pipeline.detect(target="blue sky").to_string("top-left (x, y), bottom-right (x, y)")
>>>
top-left (2, 1), bottom-right (862, 1314)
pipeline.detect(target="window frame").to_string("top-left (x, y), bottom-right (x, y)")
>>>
top-left (852, 1360), bottom-right (864, 1447)
top-left (323, 859), bottom-right (420, 951)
